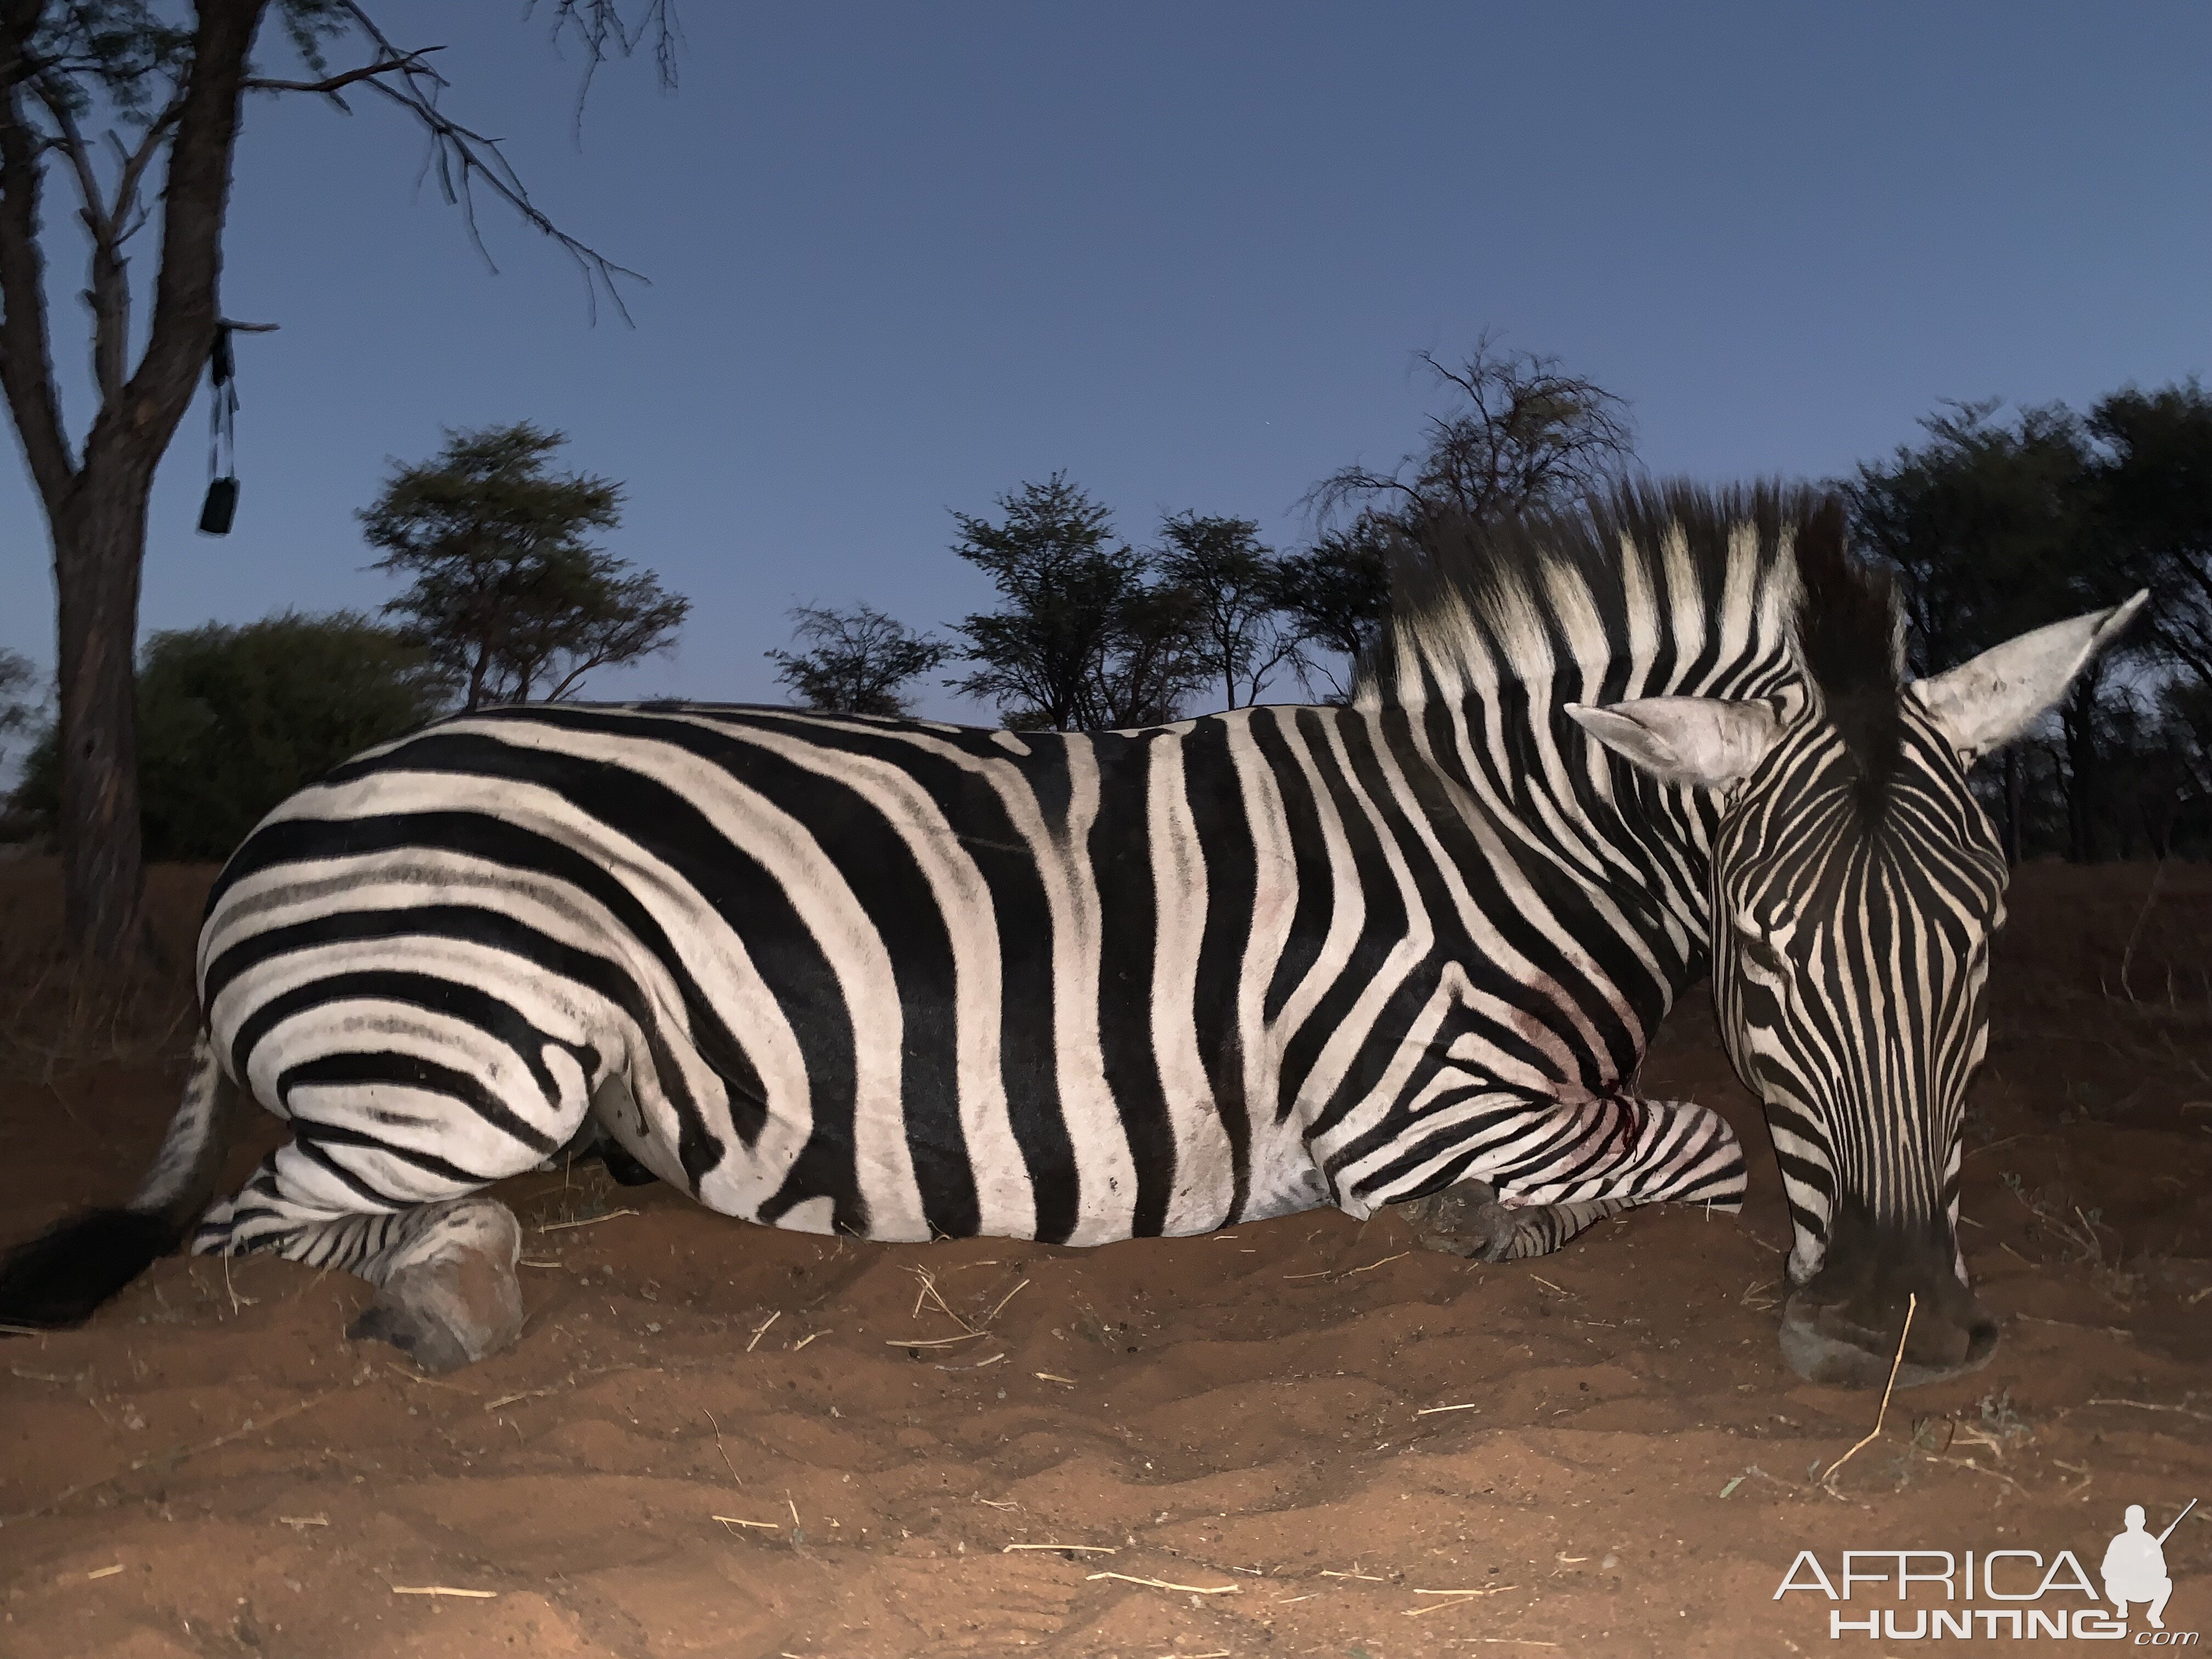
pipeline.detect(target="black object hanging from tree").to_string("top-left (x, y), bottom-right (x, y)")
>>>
top-left (196, 320), bottom-right (274, 536)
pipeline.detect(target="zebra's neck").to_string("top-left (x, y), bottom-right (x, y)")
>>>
top-left (1338, 504), bottom-right (1809, 1029)
top-left (1345, 697), bottom-right (1722, 1036)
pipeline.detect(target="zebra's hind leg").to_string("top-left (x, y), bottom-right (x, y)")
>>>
top-left (1395, 1180), bottom-right (1630, 1262)
top-left (343, 1201), bottom-right (525, 1373)
top-left (195, 1165), bottom-right (524, 1374)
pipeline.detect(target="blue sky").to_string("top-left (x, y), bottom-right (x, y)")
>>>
top-left (4, 2), bottom-right (2207, 720)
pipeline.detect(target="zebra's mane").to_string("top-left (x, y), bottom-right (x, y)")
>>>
top-left (1352, 482), bottom-right (1904, 791)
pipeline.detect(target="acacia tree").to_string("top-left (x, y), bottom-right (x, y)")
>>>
top-left (1270, 513), bottom-right (1396, 700)
top-left (0, 1), bottom-right (673, 974)
top-left (1152, 511), bottom-right (1296, 710)
top-left (1307, 334), bottom-right (1635, 539)
top-left (947, 473), bottom-right (1204, 730)
top-left (1290, 337), bottom-right (1634, 698)
top-left (769, 603), bottom-right (949, 717)
top-left (363, 422), bottom-right (687, 708)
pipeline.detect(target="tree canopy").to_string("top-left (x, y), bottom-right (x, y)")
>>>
top-left (1269, 515), bottom-right (1398, 700)
top-left (1843, 399), bottom-right (2101, 676)
top-left (946, 473), bottom-right (1203, 730)
top-left (2086, 380), bottom-right (2212, 692)
top-left (1842, 387), bottom-right (2212, 861)
top-left (1307, 336), bottom-right (1636, 539)
top-left (362, 423), bottom-right (689, 708)
top-left (769, 604), bottom-right (950, 716)
top-left (1153, 512), bottom-right (1297, 710)
top-left (1285, 338), bottom-right (1638, 696)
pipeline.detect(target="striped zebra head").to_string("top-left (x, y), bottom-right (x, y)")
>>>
top-left (1572, 510), bottom-right (2145, 1387)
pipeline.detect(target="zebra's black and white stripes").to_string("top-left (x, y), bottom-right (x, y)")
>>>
top-left (190, 674), bottom-right (1753, 1267)
top-left (1, 482), bottom-right (2138, 1385)
top-left (173, 488), bottom-right (1803, 1282)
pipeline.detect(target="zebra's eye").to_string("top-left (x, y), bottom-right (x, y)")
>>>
top-left (1733, 930), bottom-right (1789, 980)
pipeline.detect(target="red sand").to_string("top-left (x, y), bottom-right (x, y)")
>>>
top-left (2, 861), bottom-right (2207, 1656)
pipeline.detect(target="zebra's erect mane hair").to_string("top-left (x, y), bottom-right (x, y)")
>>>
top-left (1790, 493), bottom-right (1906, 810)
top-left (1352, 482), bottom-right (1905, 796)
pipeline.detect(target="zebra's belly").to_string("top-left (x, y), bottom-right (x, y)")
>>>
top-left (609, 1062), bottom-right (1333, 1246)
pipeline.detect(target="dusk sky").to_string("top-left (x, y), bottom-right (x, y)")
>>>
top-left (4, 2), bottom-right (2207, 721)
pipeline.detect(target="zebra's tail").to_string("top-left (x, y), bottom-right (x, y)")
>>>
top-left (0, 1033), bottom-right (243, 1330)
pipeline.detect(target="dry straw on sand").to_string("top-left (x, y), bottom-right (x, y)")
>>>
top-left (1819, 1292), bottom-right (1916, 1488)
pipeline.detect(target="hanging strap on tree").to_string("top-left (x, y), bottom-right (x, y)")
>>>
top-left (196, 320), bottom-right (275, 536)
top-left (198, 323), bottom-right (239, 535)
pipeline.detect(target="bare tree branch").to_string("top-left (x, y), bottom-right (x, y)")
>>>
top-left (532, 0), bottom-right (683, 112)
top-left (1301, 465), bottom-right (1420, 529)
top-left (242, 47), bottom-right (441, 103)
top-left (111, 96), bottom-right (184, 233)
top-left (337, 2), bottom-right (647, 324)
top-left (0, 22), bottom-right (77, 507)
top-left (27, 78), bottom-right (132, 404)
top-left (30, 76), bottom-right (101, 226)
top-left (121, 0), bottom-right (266, 450)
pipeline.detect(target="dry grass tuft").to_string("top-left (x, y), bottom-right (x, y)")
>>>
top-left (1999, 863), bottom-right (2212, 1116)
top-left (0, 858), bottom-right (206, 1080)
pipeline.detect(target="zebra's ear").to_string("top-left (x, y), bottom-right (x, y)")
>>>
top-left (1565, 697), bottom-right (1785, 791)
top-left (1909, 591), bottom-right (2149, 763)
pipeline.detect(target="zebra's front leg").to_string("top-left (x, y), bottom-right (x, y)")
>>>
top-left (1338, 1086), bottom-right (1747, 1260)
top-left (195, 1160), bottom-right (525, 1374)
top-left (1395, 1180), bottom-right (1630, 1262)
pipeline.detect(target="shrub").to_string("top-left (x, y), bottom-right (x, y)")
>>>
top-left (12, 612), bottom-right (452, 862)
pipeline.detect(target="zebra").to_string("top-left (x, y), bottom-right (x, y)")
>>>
top-left (0, 484), bottom-right (2139, 1386)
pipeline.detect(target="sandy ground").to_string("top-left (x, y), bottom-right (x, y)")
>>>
top-left (1, 860), bottom-right (2208, 1658)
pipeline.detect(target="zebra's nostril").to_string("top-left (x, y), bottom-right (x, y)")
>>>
top-left (1962, 1310), bottom-right (2000, 1367)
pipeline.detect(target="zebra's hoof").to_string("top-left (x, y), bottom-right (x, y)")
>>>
top-left (1394, 1180), bottom-right (1518, 1263)
top-left (347, 1251), bottom-right (524, 1375)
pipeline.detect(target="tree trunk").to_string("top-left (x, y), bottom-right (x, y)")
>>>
top-left (2061, 680), bottom-right (2101, 865)
top-left (5, 0), bottom-right (269, 983)
top-left (52, 465), bottom-right (155, 967)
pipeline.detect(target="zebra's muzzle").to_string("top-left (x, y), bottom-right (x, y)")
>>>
top-left (1775, 1203), bottom-right (1999, 1389)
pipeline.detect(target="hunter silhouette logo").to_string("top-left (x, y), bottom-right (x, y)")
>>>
top-left (2107, 1500), bottom-right (2194, 1631)
top-left (1773, 1497), bottom-right (2199, 1641)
